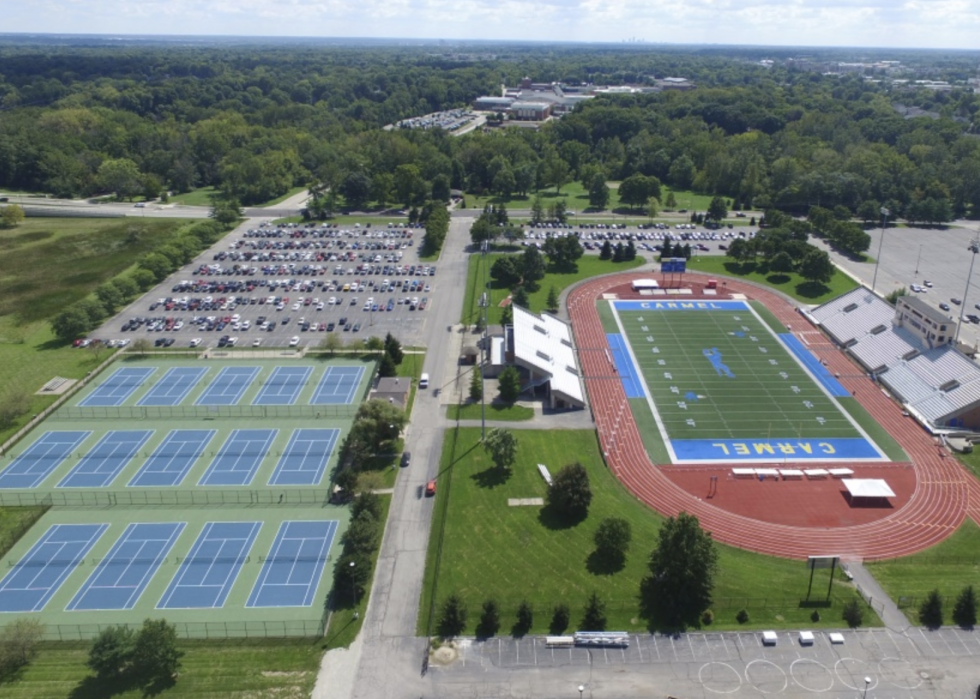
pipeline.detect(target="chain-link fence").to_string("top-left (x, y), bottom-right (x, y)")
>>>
top-left (52, 404), bottom-right (357, 421)
top-left (0, 489), bottom-right (331, 508)
top-left (27, 619), bottom-right (324, 641)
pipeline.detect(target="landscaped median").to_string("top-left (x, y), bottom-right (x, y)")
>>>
top-left (419, 427), bottom-right (875, 636)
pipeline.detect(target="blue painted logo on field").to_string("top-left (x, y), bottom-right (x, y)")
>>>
top-left (671, 438), bottom-right (881, 461)
top-left (614, 300), bottom-right (750, 312)
top-left (703, 348), bottom-right (735, 378)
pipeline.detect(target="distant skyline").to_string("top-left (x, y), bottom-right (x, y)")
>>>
top-left (5, 1), bottom-right (980, 51)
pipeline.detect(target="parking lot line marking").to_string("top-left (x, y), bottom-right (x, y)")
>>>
top-left (532, 637), bottom-right (537, 666)
top-left (652, 635), bottom-right (661, 661)
top-left (688, 634), bottom-right (697, 660)
top-left (915, 627), bottom-right (938, 655)
top-left (515, 638), bottom-right (519, 665)
top-left (670, 634), bottom-right (679, 661)
top-left (635, 635), bottom-right (644, 663)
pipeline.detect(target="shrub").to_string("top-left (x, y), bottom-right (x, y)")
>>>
top-left (842, 596), bottom-right (864, 628)
top-left (701, 610), bottom-right (714, 626)
top-left (736, 609), bottom-right (749, 624)
top-left (810, 610), bottom-right (821, 623)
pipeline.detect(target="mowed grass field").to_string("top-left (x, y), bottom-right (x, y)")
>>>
top-left (420, 428), bottom-right (872, 635)
top-left (866, 518), bottom-right (980, 620)
top-left (616, 302), bottom-right (866, 443)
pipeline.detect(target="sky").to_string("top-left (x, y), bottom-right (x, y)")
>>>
top-left (5, 0), bottom-right (980, 50)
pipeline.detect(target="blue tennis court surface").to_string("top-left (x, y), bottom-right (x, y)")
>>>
top-left (57, 430), bottom-right (153, 489)
top-left (157, 521), bottom-right (260, 609)
top-left (0, 523), bottom-right (107, 612)
top-left (67, 522), bottom-right (184, 611)
top-left (607, 334), bottom-right (645, 398)
top-left (310, 366), bottom-right (364, 405)
top-left (79, 368), bottom-right (155, 407)
top-left (253, 366), bottom-right (312, 406)
top-left (195, 367), bottom-right (259, 406)
top-left (128, 430), bottom-right (216, 487)
top-left (137, 367), bottom-right (208, 406)
top-left (246, 520), bottom-right (337, 608)
top-left (268, 429), bottom-right (339, 486)
top-left (0, 431), bottom-right (91, 490)
top-left (198, 429), bottom-right (277, 486)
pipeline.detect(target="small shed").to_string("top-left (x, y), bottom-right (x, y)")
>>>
top-left (371, 376), bottom-right (411, 408)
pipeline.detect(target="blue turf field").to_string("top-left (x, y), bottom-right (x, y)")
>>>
top-left (0, 523), bottom-right (107, 612)
top-left (246, 520), bottom-right (337, 608)
top-left (157, 521), bottom-right (260, 609)
top-left (253, 366), bottom-right (312, 406)
top-left (195, 367), bottom-right (259, 406)
top-left (310, 366), bottom-right (363, 405)
top-left (79, 368), bottom-right (155, 407)
top-left (0, 431), bottom-right (91, 490)
top-left (137, 367), bottom-right (208, 406)
top-left (128, 430), bottom-right (217, 487)
top-left (57, 430), bottom-right (153, 488)
top-left (268, 429), bottom-right (339, 486)
top-left (67, 522), bottom-right (185, 611)
top-left (197, 429), bottom-right (277, 486)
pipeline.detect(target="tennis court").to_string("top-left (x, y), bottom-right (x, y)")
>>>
top-left (66, 522), bottom-right (185, 611)
top-left (611, 300), bottom-right (886, 464)
top-left (268, 429), bottom-right (340, 486)
top-left (78, 368), bottom-right (155, 407)
top-left (253, 366), bottom-right (313, 406)
top-left (0, 523), bottom-right (107, 612)
top-left (195, 367), bottom-right (260, 406)
top-left (197, 429), bottom-right (277, 487)
top-left (311, 366), bottom-right (365, 405)
top-left (0, 431), bottom-right (91, 490)
top-left (246, 520), bottom-right (337, 608)
top-left (127, 430), bottom-right (217, 487)
top-left (137, 367), bottom-right (208, 407)
top-left (157, 521), bottom-right (261, 609)
top-left (56, 430), bottom-right (154, 489)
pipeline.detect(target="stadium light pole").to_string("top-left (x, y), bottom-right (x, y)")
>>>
top-left (871, 207), bottom-right (889, 293)
top-left (955, 236), bottom-right (980, 345)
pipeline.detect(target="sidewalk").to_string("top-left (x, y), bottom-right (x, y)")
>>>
top-left (846, 561), bottom-right (912, 631)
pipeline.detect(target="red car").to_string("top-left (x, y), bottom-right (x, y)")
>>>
top-left (425, 480), bottom-right (437, 497)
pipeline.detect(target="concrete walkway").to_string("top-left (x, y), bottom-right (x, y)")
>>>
top-left (847, 561), bottom-right (912, 631)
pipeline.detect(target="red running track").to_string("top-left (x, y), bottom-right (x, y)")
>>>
top-left (568, 272), bottom-right (975, 560)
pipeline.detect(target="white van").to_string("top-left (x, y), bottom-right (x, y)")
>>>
top-left (419, 373), bottom-right (429, 389)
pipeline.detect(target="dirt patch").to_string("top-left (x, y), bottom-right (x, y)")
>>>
top-left (430, 643), bottom-right (458, 666)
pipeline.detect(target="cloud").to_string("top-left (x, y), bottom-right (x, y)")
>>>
top-left (5, 0), bottom-right (980, 47)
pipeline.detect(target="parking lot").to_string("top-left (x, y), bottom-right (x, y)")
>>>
top-left (442, 626), bottom-right (978, 697)
top-left (91, 219), bottom-right (438, 350)
top-left (518, 220), bottom-right (746, 256)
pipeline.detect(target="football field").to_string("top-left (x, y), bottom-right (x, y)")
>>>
top-left (608, 300), bottom-right (887, 464)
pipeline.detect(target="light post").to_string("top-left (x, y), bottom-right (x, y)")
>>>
top-left (349, 560), bottom-right (356, 602)
top-left (914, 244), bottom-right (923, 276)
top-left (955, 236), bottom-right (980, 345)
top-left (862, 676), bottom-right (871, 699)
top-left (578, 685), bottom-right (585, 699)
top-left (871, 207), bottom-right (889, 293)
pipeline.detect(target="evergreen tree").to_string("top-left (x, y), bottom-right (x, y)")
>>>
top-left (546, 286), bottom-right (559, 312)
top-left (498, 366), bottom-right (522, 403)
top-left (920, 589), bottom-right (944, 629)
top-left (469, 366), bottom-right (483, 402)
top-left (514, 600), bottom-right (534, 637)
top-left (580, 591), bottom-right (607, 631)
top-left (478, 599), bottom-right (501, 638)
top-left (547, 462), bottom-right (592, 520)
top-left (439, 594), bottom-right (468, 637)
top-left (599, 239), bottom-right (613, 260)
top-left (952, 586), bottom-right (977, 628)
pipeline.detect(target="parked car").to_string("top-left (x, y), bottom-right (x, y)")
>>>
top-left (400, 452), bottom-right (411, 468)
top-left (289, 336), bottom-right (300, 347)
top-left (425, 479), bottom-right (437, 496)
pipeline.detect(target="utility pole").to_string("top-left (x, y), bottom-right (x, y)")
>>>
top-left (871, 207), bottom-right (889, 293)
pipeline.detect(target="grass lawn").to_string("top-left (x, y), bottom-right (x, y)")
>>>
top-left (0, 217), bottom-right (199, 443)
top-left (447, 402), bottom-right (534, 421)
top-left (254, 186), bottom-right (306, 207)
top-left (419, 427), bottom-right (872, 636)
top-left (0, 506), bottom-right (48, 557)
top-left (866, 518), bottom-right (980, 619)
top-left (684, 256), bottom-right (859, 304)
top-left (0, 638), bottom-right (321, 698)
top-left (167, 186), bottom-right (220, 207)
top-left (461, 253), bottom-right (645, 326)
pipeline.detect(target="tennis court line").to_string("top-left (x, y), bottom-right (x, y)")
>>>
top-left (310, 366), bottom-right (364, 405)
top-left (246, 520), bottom-right (337, 608)
top-left (197, 429), bottom-right (277, 487)
top-left (0, 431), bottom-right (92, 490)
top-left (56, 430), bottom-right (154, 489)
top-left (0, 523), bottom-right (108, 613)
top-left (79, 368), bottom-right (155, 408)
top-left (157, 521), bottom-right (261, 610)
top-left (127, 429), bottom-right (217, 488)
top-left (195, 366), bottom-right (260, 406)
top-left (253, 366), bottom-right (313, 406)
top-left (268, 429), bottom-right (339, 486)
top-left (67, 522), bottom-right (185, 611)
top-left (137, 367), bottom-right (208, 407)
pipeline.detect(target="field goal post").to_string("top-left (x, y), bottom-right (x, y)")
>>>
top-left (807, 555), bottom-right (840, 601)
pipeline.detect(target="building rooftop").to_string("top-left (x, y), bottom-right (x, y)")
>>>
top-left (512, 305), bottom-right (584, 405)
